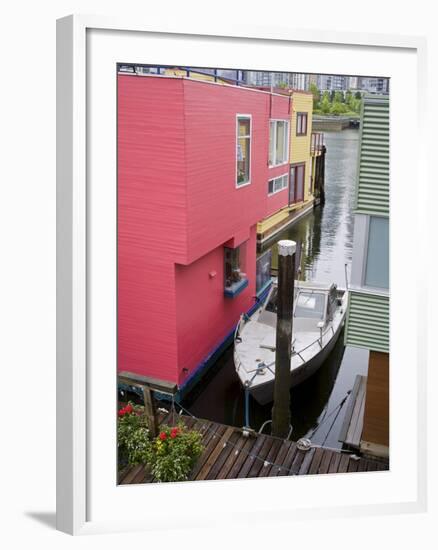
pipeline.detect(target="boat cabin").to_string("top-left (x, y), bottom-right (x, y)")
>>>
top-left (261, 281), bottom-right (339, 333)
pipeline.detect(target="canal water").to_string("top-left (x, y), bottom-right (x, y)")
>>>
top-left (183, 128), bottom-right (368, 449)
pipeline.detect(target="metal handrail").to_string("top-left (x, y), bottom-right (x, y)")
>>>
top-left (245, 321), bottom-right (337, 377)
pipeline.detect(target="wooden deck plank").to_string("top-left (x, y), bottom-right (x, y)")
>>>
top-left (225, 437), bottom-right (258, 479)
top-left (198, 421), bottom-right (219, 448)
top-left (338, 376), bottom-right (362, 444)
top-left (206, 431), bottom-right (243, 480)
top-left (189, 424), bottom-right (226, 480)
top-left (290, 450), bottom-right (307, 475)
top-left (180, 415), bottom-right (197, 429)
top-left (132, 465), bottom-right (150, 484)
top-left (308, 447), bottom-right (325, 475)
top-left (298, 448), bottom-right (316, 475)
top-left (196, 427), bottom-right (236, 481)
top-left (216, 433), bottom-right (250, 480)
top-left (366, 460), bottom-right (379, 472)
top-left (267, 441), bottom-right (292, 476)
top-left (328, 452), bottom-right (341, 474)
top-left (120, 464), bottom-right (144, 484)
top-left (351, 394), bottom-right (366, 445)
top-left (345, 376), bottom-right (366, 448)
top-left (237, 435), bottom-right (268, 478)
top-left (246, 436), bottom-right (274, 478)
top-left (318, 450), bottom-right (334, 474)
top-left (118, 413), bottom-right (390, 484)
top-left (347, 457), bottom-right (360, 472)
top-left (278, 442), bottom-right (298, 476)
top-left (256, 438), bottom-right (284, 478)
top-left (337, 453), bottom-right (351, 473)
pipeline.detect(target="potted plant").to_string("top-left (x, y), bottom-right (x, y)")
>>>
top-left (147, 423), bottom-right (203, 482)
top-left (117, 403), bottom-right (203, 482)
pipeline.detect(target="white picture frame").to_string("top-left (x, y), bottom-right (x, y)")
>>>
top-left (56, 15), bottom-right (427, 535)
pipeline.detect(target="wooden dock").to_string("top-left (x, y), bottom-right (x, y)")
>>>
top-left (338, 374), bottom-right (367, 451)
top-left (118, 413), bottom-right (388, 484)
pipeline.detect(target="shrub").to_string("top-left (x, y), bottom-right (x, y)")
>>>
top-left (148, 423), bottom-right (203, 482)
top-left (117, 405), bottom-right (203, 482)
top-left (117, 402), bottom-right (151, 465)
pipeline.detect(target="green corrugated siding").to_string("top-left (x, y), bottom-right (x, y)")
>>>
top-left (345, 291), bottom-right (389, 352)
top-left (356, 96), bottom-right (389, 216)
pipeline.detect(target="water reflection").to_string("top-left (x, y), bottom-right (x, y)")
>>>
top-left (183, 129), bottom-right (367, 449)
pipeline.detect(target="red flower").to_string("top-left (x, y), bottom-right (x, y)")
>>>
top-left (159, 432), bottom-right (167, 441)
top-left (118, 407), bottom-right (127, 417)
top-left (170, 427), bottom-right (179, 439)
top-left (125, 403), bottom-right (133, 414)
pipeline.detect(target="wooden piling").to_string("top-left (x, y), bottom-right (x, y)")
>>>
top-left (118, 371), bottom-right (178, 438)
top-left (271, 240), bottom-right (296, 439)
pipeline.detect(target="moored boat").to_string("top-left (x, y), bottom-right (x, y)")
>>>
top-left (234, 280), bottom-right (348, 405)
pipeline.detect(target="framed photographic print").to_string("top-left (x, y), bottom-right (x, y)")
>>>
top-left (57, 15), bottom-right (427, 535)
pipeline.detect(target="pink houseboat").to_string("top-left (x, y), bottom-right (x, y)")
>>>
top-left (118, 73), bottom-right (292, 395)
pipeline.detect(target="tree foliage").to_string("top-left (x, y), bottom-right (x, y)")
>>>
top-left (309, 82), bottom-right (320, 110)
top-left (312, 86), bottom-right (362, 116)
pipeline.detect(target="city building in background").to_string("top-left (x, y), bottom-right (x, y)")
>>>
top-left (119, 64), bottom-right (389, 95)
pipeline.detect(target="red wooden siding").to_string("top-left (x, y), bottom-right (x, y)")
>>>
top-left (175, 226), bottom-right (257, 384)
top-left (118, 75), bottom-right (291, 385)
top-left (118, 76), bottom-right (187, 381)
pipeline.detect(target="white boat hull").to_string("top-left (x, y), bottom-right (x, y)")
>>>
top-left (234, 283), bottom-right (348, 406)
top-left (241, 316), bottom-right (345, 405)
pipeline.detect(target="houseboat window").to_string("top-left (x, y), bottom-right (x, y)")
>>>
top-left (265, 287), bottom-right (278, 313)
top-left (224, 244), bottom-right (248, 297)
top-left (296, 112), bottom-right (308, 136)
top-left (364, 216), bottom-right (389, 289)
top-left (269, 120), bottom-right (289, 166)
top-left (256, 249), bottom-right (272, 295)
top-left (268, 174), bottom-right (289, 195)
top-left (236, 116), bottom-right (251, 186)
top-left (294, 292), bottom-right (325, 320)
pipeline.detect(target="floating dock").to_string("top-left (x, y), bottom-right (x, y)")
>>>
top-left (257, 200), bottom-right (314, 247)
top-left (118, 412), bottom-right (389, 484)
top-left (338, 374), bottom-right (367, 451)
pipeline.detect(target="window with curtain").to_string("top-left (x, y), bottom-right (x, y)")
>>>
top-left (269, 120), bottom-right (289, 166)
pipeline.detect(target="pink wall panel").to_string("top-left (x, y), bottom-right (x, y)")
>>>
top-left (183, 81), bottom-right (291, 264)
top-left (118, 75), bottom-right (291, 386)
top-left (118, 76), bottom-right (187, 381)
top-left (269, 93), bottom-right (291, 120)
top-left (175, 226), bottom-right (257, 384)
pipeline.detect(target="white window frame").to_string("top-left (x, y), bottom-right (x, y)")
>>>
top-left (236, 114), bottom-right (252, 188)
top-left (268, 173), bottom-right (289, 196)
top-left (269, 119), bottom-right (290, 168)
top-left (350, 214), bottom-right (389, 295)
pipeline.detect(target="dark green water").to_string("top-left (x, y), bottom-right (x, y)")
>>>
top-left (183, 129), bottom-right (368, 449)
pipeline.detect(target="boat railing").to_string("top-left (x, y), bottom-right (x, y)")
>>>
top-left (244, 322), bottom-right (336, 379)
top-left (292, 323), bottom-right (335, 363)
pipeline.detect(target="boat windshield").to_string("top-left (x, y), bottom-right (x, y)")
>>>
top-left (265, 288), bottom-right (278, 313)
top-left (294, 291), bottom-right (326, 320)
